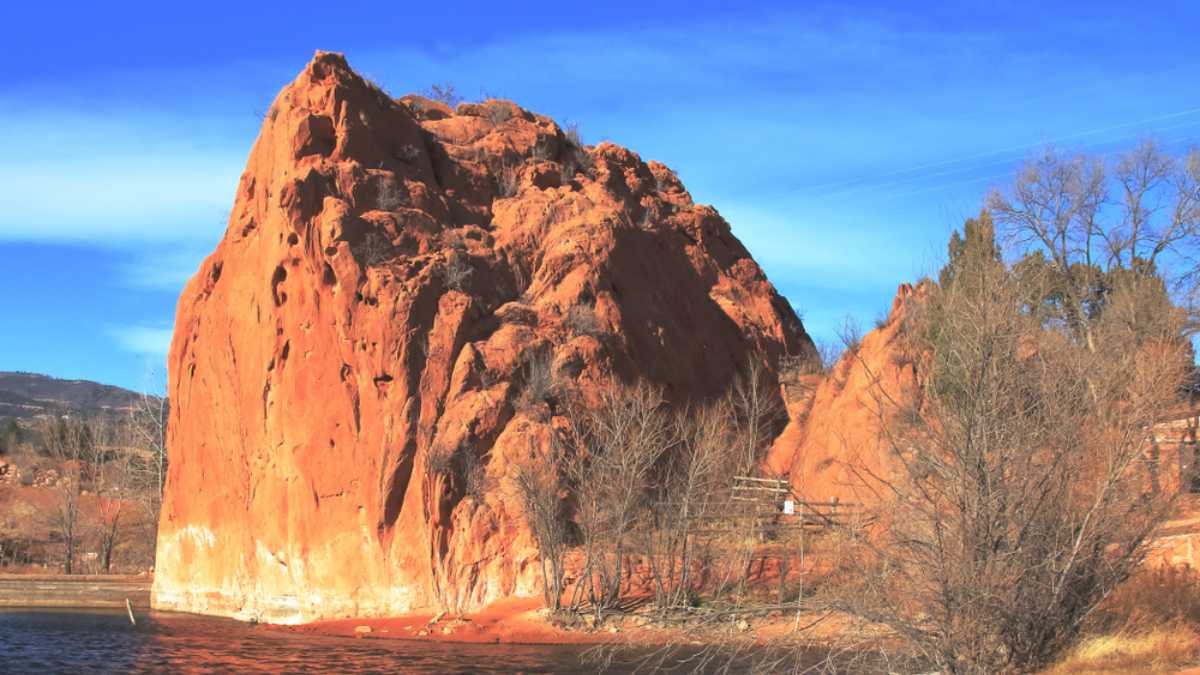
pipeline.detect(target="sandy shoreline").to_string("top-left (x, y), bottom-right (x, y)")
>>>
top-left (278, 597), bottom-right (684, 646)
top-left (0, 577), bottom-right (790, 650)
top-left (0, 574), bottom-right (152, 610)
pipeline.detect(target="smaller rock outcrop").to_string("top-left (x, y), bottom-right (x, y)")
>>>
top-left (767, 283), bottom-right (922, 503)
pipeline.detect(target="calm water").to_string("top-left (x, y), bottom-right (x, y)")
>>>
top-left (0, 609), bottom-right (617, 674)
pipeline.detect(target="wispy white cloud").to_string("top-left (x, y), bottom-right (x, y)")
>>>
top-left (107, 325), bottom-right (173, 357)
top-left (0, 106), bottom-right (242, 243)
top-left (115, 245), bottom-right (214, 290)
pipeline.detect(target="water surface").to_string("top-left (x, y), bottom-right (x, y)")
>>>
top-left (0, 609), bottom-right (608, 674)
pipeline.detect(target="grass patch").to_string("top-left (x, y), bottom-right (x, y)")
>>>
top-left (1046, 566), bottom-right (1200, 673)
top-left (1047, 624), bottom-right (1200, 673)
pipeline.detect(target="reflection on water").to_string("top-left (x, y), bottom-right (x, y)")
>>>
top-left (0, 609), bottom-right (607, 674)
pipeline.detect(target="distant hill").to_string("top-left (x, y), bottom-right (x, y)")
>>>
top-left (0, 372), bottom-right (147, 421)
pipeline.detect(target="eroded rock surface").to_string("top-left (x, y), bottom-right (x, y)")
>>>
top-left (767, 283), bottom-right (921, 504)
top-left (153, 51), bottom-right (813, 622)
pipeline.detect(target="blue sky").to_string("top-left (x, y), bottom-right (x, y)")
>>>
top-left (2, 1), bottom-right (1198, 390)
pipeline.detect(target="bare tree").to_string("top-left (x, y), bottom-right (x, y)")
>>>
top-left (642, 399), bottom-right (739, 613)
top-left (829, 213), bottom-right (1191, 672)
top-left (424, 83), bottom-right (462, 108)
top-left (36, 416), bottom-right (95, 575)
top-left (564, 382), bottom-right (672, 617)
top-left (512, 436), bottom-right (569, 612)
top-left (442, 252), bottom-right (473, 292)
top-left (127, 369), bottom-right (168, 496)
top-left (89, 420), bottom-right (138, 574)
top-left (988, 141), bottom-right (1200, 348)
top-left (728, 357), bottom-right (787, 475)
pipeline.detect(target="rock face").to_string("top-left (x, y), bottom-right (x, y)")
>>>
top-left (766, 283), bottom-right (921, 504)
top-left (153, 52), bottom-right (814, 623)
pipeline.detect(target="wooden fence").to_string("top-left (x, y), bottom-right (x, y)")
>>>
top-left (675, 476), bottom-right (862, 538)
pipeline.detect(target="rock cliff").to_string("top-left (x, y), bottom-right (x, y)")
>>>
top-left (766, 283), bottom-right (921, 503)
top-left (152, 51), bottom-right (813, 622)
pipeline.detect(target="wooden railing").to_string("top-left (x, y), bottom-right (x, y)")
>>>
top-left (672, 476), bottom-right (862, 537)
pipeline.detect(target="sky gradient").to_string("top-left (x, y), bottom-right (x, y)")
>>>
top-left (2, 1), bottom-right (1199, 390)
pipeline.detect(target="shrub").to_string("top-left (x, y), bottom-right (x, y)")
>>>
top-left (565, 305), bottom-right (601, 337)
top-left (377, 177), bottom-right (405, 211)
top-left (518, 350), bottom-right (557, 410)
top-left (484, 101), bottom-right (513, 125)
top-left (563, 121), bottom-right (583, 148)
top-left (563, 382), bottom-right (669, 614)
top-left (460, 449), bottom-right (490, 501)
top-left (424, 443), bottom-right (455, 484)
top-left (828, 224), bottom-right (1189, 672)
top-left (837, 317), bottom-right (862, 357)
top-left (425, 83), bottom-right (462, 108)
top-left (443, 254), bottom-right (473, 291)
top-left (496, 162), bottom-right (521, 198)
top-left (513, 438), bottom-right (569, 611)
top-left (393, 144), bottom-right (420, 163)
top-left (632, 208), bottom-right (655, 232)
top-left (557, 121), bottom-right (594, 182)
top-left (353, 232), bottom-right (393, 267)
top-left (558, 158), bottom-right (579, 184)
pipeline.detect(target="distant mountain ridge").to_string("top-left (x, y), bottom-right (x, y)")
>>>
top-left (0, 372), bottom-right (145, 420)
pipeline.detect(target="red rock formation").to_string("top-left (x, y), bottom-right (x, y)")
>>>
top-left (766, 283), bottom-right (921, 504)
top-left (153, 51), bottom-right (813, 622)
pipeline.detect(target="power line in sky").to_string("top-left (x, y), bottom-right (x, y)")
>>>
top-left (799, 105), bottom-right (1200, 200)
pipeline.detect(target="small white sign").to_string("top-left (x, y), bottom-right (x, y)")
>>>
top-left (783, 499), bottom-right (795, 515)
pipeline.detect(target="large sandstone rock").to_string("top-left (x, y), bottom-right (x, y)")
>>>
top-left (153, 51), bottom-right (814, 622)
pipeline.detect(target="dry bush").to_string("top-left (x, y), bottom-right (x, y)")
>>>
top-left (531, 140), bottom-right (552, 161)
top-left (565, 305), bottom-right (602, 337)
top-left (35, 416), bottom-right (95, 574)
top-left (483, 100), bottom-right (513, 125)
top-left (424, 443), bottom-right (455, 485)
top-left (495, 162), bottom-right (521, 198)
top-left (393, 143), bottom-right (421, 163)
top-left (425, 83), bottom-right (462, 107)
top-left (126, 382), bottom-right (168, 496)
top-left (424, 439), bottom-right (490, 504)
top-left (442, 253), bottom-right (473, 291)
top-left (0, 419), bottom-right (21, 456)
top-left (354, 232), bottom-right (393, 267)
top-left (836, 316), bottom-right (862, 358)
top-left (564, 382), bottom-right (672, 616)
top-left (563, 121), bottom-right (583, 148)
top-left (727, 358), bottom-right (787, 475)
top-left (376, 176), bottom-right (405, 211)
top-left (827, 211), bottom-right (1191, 672)
top-left (439, 228), bottom-right (468, 251)
top-left (558, 157), bottom-right (581, 184)
top-left (641, 399), bottom-right (740, 613)
top-left (512, 437), bottom-right (569, 611)
top-left (517, 349), bottom-right (557, 411)
top-left (817, 340), bottom-right (842, 373)
top-left (557, 122), bottom-right (594, 181)
top-left (460, 449), bottom-right (490, 501)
